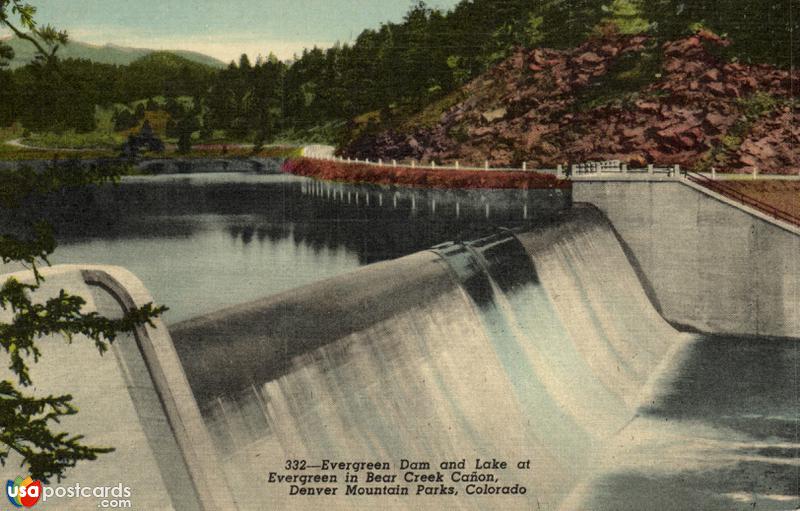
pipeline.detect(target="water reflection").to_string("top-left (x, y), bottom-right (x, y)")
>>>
top-left (1, 172), bottom-right (570, 322)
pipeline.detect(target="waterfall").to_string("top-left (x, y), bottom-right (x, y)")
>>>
top-left (171, 205), bottom-right (689, 510)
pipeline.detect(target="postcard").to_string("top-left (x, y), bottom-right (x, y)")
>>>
top-left (0, 1), bottom-right (798, 509)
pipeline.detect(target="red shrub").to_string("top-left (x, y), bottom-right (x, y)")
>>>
top-left (282, 158), bottom-right (570, 190)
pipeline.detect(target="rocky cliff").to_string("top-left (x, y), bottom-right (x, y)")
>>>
top-left (343, 31), bottom-right (798, 174)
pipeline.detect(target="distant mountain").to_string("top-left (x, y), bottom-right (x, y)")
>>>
top-left (129, 51), bottom-right (217, 71)
top-left (1, 36), bottom-right (225, 69)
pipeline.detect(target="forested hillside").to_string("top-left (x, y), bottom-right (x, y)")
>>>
top-left (1, 35), bottom-right (225, 68)
top-left (0, 0), bottom-right (796, 150)
top-left (343, 30), bottom-right (799, 173)
top-left (0, 52), bottom-right (215, 132)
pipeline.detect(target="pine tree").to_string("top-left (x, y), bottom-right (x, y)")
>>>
top-left (0, 1), bottom-right (167, 483)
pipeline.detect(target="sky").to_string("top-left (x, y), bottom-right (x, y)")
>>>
top-left (0, 0), bottom-right (462, 63)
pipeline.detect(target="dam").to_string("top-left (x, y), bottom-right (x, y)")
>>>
top-left (0, 170), bottom-right (797, 510)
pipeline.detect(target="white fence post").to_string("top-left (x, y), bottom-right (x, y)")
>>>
top-left (378, 158), bottom-right (383, 167)
top-left (557, 164), bottom-right (563, 177)
top-left (484, 160), bottom-right (489, 170)
top-left (411, 161), bottom-right (416, 168)
top-left (753, 167), bottom-right (759, 179)
top-left (522, 162), bottom-right (527, 171)
top-left (392, 159), bottom-right (397, 167)
top-left (431, 161), bottom-right (436, 169)
top-left (711, 167), bottom-right (716, 180)
top-left (455, 161), bottom-right (460, 170)
top-left (647, 164), bottom-right (653, 175)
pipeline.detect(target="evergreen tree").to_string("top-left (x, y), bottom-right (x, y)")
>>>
top-left (0, 1), bottom-right (167, 482)
top-left (600, 0), bottom-right (650, 35)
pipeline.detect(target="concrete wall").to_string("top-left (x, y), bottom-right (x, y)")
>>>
top-left (574, 180), bottom-right (800, 338)
top-left (0, 265), bottom-right (230, 510)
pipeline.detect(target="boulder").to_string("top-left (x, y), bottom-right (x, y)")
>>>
top-left (343, 31), bottom-right (797, 173)
top-left (482, 108), bottom-right (507, 123)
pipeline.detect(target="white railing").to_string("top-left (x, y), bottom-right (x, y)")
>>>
top-left (301, 144), bottom-right (336, 159)
top-left (302, 151), bottom-right (684, 179)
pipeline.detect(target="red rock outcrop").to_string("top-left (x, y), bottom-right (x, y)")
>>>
top-left (344, 31), bottom-right (798, 174)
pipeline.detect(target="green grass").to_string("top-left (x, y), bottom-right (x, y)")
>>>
top-left (400, 89), bottom-right (467, 132)
top-left (0, 124), bottom-right (23, 143)
top-left (22, 131), bottom-right (125, 150)
top-left (0, 124), bottom-right (113, 160)
top-left (0, 93), bottom-right (310, 160)
top-left (0, 139), bottom-right (300, 161)
top-left (272, 121), bottom-right (346, 146)
top-left (0, 144), bottom-right (114, 161)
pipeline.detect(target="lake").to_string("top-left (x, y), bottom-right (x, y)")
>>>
top-left (5, 171), bottom-right (570, 322)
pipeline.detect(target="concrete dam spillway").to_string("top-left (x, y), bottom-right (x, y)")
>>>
top-left (3, 172), bottom-right (797, 510)
top-left (169, 205), bottom-right (701, 510)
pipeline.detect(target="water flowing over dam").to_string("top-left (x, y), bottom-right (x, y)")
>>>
top-left (3, 172), bottom-right (796, 509)
top-left (171, 205), bottom-right (692, 510)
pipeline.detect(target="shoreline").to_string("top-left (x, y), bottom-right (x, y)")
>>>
top-left (282, 157), bottom-right (572, 190)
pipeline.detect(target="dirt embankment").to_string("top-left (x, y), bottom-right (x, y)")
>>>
top-left (282, 158), bottom-right (569, 189)
top-left (344, 31), bottom-right (799, 174)
top-left (722, 181), bottom-right (800, 220)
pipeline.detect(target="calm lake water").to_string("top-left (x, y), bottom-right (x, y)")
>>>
top-left (8, 172), bottom-right (570, 322)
